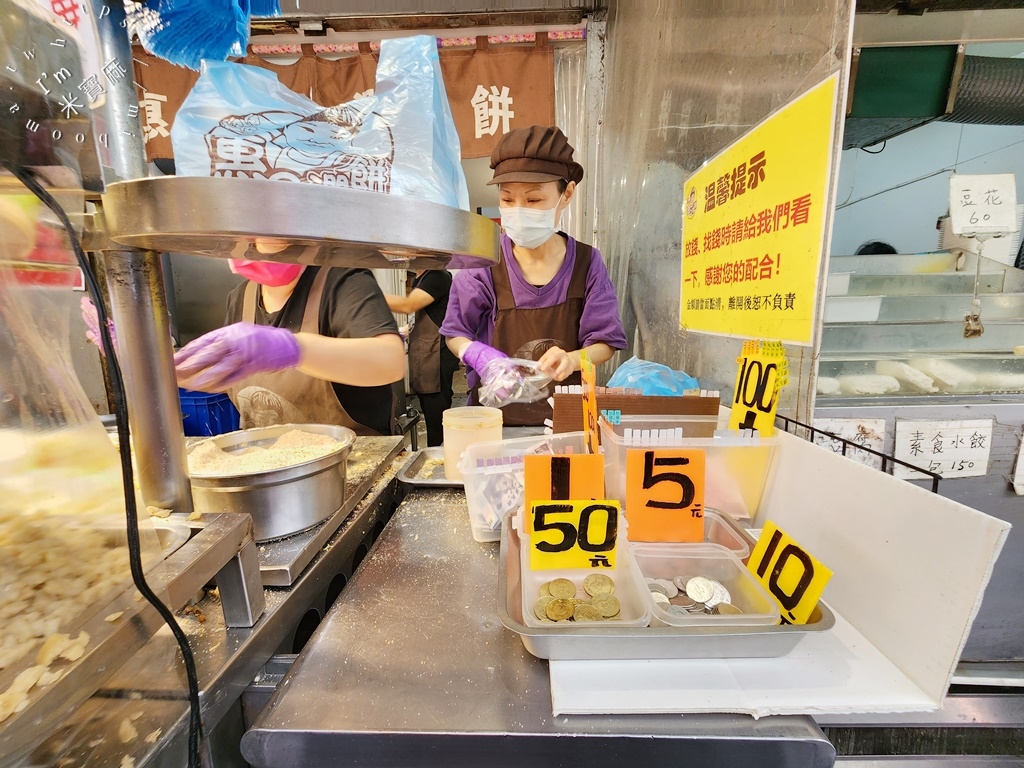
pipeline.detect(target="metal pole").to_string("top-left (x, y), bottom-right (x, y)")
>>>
top-left (87, 0), bottom-right (192, 512)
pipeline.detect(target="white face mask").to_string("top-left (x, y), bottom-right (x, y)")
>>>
top-left (500, 196), bottom-right (563, 249)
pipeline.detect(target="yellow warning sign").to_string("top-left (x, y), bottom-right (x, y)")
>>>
top-left (680, 75), bottom-right (840, 345)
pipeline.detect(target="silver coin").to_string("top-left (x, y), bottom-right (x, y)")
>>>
top-left (651, 591), bottom-right (671, 605)
top-left (705, 580), bottom-right (732, 608)
top-left (648, 582), bottom-right (670, 597)
top-left (644, 577), bottom-right (658, 585)
top-left (653, 579), bottom-right (678, 598)
top-left (672, 576), bottom-right (689, 592)
top-left (685, 576), bottom-right (715, 604)
top-left (670, 594), bottom-right (697, 610)
top-left (666, 605), bottom-right (691, 616)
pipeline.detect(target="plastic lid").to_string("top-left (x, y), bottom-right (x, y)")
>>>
top-left (442, 406), bottom-right (503, 428)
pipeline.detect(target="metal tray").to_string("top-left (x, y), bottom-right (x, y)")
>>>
top-left (498, 516), bottom-right (835, 660)
top-left (397, 447), bottom-right (463, 488)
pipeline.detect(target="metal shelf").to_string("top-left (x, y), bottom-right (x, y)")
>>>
top-left (101, 176), bottom-right (502, 271)
top-left (0, 513), bottom-right (263, 765)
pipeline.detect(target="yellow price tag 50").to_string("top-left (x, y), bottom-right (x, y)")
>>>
top-left (747, 520), bottom-right (832, 625)
top-left (529, 500), bottom-right (619, 572)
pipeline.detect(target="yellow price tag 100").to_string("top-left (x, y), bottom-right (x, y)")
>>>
top-left (728, 340), bottom-right (789, 437)
top-left (529, 500), bottom-right (620, 572)
top-left (625, 448), bottom-right (705, 543)
top-left (747, 520), bottom-right (832, 625)
top-left (580, 349), bottom-right (599, 454)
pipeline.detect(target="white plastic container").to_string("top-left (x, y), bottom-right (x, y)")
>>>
top-left (460, 432), bottom-right (588, 543)
top-left (442, 406), bottom-right (502, 481)
top-left (600, 415), bottom-right (777, 520)
top-left (519, 527), bottom-right (650, 629)
top-left (631, 542), bottom-right (780, 627)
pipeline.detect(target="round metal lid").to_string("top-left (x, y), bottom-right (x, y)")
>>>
top-left (102, 176), bottom-right (501, 270)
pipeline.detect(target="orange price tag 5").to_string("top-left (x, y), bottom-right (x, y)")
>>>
top-left (747, 520), bottom-right (832, 625)
top-left (528, 500), bottom-right (620, 571)
top-left (625, 448), bottom-right (705, 543)
top-left (580, 349), bottom-right (599, 454)
top-left (522, 454), bottom-right (605, 534)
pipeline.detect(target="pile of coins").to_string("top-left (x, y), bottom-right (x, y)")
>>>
top-left (645, 575), bottom-right (743, 616)
top-left (534, 574), bottom-right (622, 623)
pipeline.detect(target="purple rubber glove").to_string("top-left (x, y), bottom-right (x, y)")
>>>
top-left (81, 296), bottom-right (117, 356)
top-left (174, 322), bottom-right (301, 393)
top-left (461, 341), bottom-right (507, 373)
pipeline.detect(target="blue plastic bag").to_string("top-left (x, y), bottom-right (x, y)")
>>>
top-left (171, 36), bottom-right (469, 210)
top-left (606, 356), bottom-right (699, 396)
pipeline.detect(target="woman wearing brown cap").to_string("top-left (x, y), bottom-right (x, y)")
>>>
top-left (440, 125), bottom-right (627, 427)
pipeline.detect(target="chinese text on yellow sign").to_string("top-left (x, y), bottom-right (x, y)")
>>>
top-left (680, 76), bottom-right (839, 345)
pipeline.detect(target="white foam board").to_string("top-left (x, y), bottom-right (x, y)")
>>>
top-left (758, 430), bottom-right (1009, 704)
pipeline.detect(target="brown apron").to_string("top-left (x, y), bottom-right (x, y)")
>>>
top-left (472, 241), bottom-right (592, 426)
top-left (227, 269), bottom-right (382, 435)
top-left (408, 304), bottom-right (443, 395)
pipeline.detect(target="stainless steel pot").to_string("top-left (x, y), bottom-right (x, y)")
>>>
top-left (188, 424), bottom-right (356, 543)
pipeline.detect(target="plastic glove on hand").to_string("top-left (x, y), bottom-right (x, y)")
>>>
top-left (81, 296), bottom-right (117, 356)
top-left (174, 323), bottom-right (301, 393)
top-left (461, 341), bottom-right (507, 373)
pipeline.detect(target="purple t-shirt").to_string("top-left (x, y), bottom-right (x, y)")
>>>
top-left (440, 234), bottom-right (627, 387)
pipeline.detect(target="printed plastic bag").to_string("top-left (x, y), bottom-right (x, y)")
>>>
top-left (606, 356), bottom-right (699, 396)
top-left (477, 358), bottom-right (552, 409)
top-left (171, 35), bottom-right (469, 210)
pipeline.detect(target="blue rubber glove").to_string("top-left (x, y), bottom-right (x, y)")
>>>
top-left (174, 323), bottom-right (301, 393)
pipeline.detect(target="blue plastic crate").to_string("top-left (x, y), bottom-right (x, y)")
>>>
top-left (178, 388), bottom-right (240, 437)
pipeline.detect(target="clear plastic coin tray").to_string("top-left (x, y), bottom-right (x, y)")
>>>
top-left (702, 509), bottom-right (755, 561)
top-left (631, 542), bottom-right (780, 628)
top-left (519, 535), bottom-right (651, 630)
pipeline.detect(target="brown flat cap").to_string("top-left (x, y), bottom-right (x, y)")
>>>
top-left (488, 125), bottom-right (584, 186)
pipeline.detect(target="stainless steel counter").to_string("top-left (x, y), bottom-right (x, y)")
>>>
top-left (23, 436), bottom-right (406, 768)
top-left (241, 489), bottom-right (836, 768)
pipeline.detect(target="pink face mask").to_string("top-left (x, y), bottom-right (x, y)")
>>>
top-left (229, 259), bottom-right (304, 287)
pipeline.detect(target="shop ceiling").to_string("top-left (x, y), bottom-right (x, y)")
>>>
top-left (250, 2), bottom-right (1024, 151)
top-left (253, 0), bottom-right (1021, 28)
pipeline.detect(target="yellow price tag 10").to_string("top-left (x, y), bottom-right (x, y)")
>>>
top-left (529, 500), bottom-right (620, 572)
top-left (580, 349), bottom-right (599, 454)
top-left (728, 340), bottom-right (789, 437)
top-left (747, 520), bottom-right (832, 625)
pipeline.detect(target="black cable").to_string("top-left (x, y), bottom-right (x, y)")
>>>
top-left (4, 165), bottom-right (204, 768)
top-left (861, 140), bottom-right (886, 155)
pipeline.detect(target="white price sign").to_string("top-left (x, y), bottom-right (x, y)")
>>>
top-left (813, 418), bottom-right (886, 470)
top-left (894, 419), bottom-right (993, 480)
top-left (948, 174), bottom-right (1017, 236)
